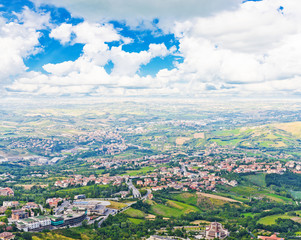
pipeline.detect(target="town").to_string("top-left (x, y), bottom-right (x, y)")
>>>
top-left (1, 101), bottom-right (301, 240)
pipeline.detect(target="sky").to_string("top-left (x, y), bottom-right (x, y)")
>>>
top-left (1, 0), bottom-right (301, 99)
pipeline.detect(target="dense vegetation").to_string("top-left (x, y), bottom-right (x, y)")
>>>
top-left (266, 172), bottom-right (301, 190)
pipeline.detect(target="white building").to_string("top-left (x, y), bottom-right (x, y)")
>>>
top-left (16, 216), bottom-right (51, 232)
top-left (33, 216), bottom-right (51, 227)
top-left (18, 218), bottom-right (39, 231)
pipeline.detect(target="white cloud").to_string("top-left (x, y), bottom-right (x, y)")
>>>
top-left (183, 0), bottom-right (296, 54)
top-left (49, 23), bottom-right (73, 44)
top-left (154, 0), bottom-right (301, 96)
top-left (0, 8), bottom-right (50, 83)
top-left (8, 40), bottom-right (171, 95)
top-left (48, 21), bottom-right (171, 78)
top-left (6, 0), bottom-right (301, 98)
top-left (110, 43), bottom-right (169, 76)
top-left (14, 6), bottom-right (51, 29)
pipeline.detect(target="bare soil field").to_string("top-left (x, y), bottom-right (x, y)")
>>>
top-left (197, 192), bottom-right (242, 203)
top-left (176, 137), bottom-right (190, 145)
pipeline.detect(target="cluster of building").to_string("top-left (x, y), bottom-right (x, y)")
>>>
top-left (0, 173), bottom-right (15, 181)
top-left (186, 156), bottom-right (286, 175)
top-left (8, 137), bottom-right (70, 157)
top-left (11, 211), bottom-right (86, 232)
top-left (134, 165), bottom-right (237, 192)
top-left (4, 199), bottom-right (106, 232)
top-left (53, 149), bottom-right (301, 193)
top-left (0, 155), bottom-right (61, 166)
top-left (54, 174), bottom-right (124, 188)
top-left (285, 161), bottom-right (301, 174)
top-left (149, 222), bottom-right (229, 240)
top-left (77, 130), bottom-right (123, 143)
top-left (89, 156), bottom-right (145, 170)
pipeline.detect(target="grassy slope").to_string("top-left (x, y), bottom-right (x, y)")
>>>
top-left (258, 212), bottom-right (301, 225)
top-left (149, 199), bottom-right (200, 218)
top-left (258, 214), bottom-right (293, 225)
top-left (273, 122), bottom-right (301, 137)
top-left (208, 123), bottom-right (300, 148)
top-left (123, 208), bottom-right (146, 218)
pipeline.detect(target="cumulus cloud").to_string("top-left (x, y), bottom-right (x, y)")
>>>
top-left (178, 0), bottom-right (296, 53)
top-left (5, 0), bottom-right (301, 98)
top-left (110, 43), bottom-right (169, 76)
top-left (0, 7), bottom-right (50, 83)
top-left (49, 23), bottom-right (73, 44)
top-left (48, 21), bottom-right (171, 77)
top-left (153, 0), bottom-right (301, 96)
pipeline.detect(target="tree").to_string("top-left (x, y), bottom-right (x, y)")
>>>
top-left (4, 209), bottom-right (12, 218)
top-left (82, 219), bottom-right (88, 228)
top-left (22, 232), bottom-right (33, 240)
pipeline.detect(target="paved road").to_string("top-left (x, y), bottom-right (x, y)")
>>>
top-left (97, 208), bottom-right (118, 227)
top-left (141, 189), bottom-right (151, 200)
top-left (55, 200), bottom-right (70, 215)
top-left (181, 164), bottom-right (187, 175)
top-left (126, 179), bottom-right (141, 198)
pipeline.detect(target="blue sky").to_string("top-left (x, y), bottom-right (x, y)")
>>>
top-left (1, 0), bottom-right (301, 98)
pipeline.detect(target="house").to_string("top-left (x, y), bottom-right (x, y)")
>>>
top-left (11, 210), bottom-right (29, 220)
top-left (258, 234), bottom-right (284, 240)
top-left (22, 202), bottom-right (39, 210)
top-left (148, 193), bottom-right (153, 200)
top-left (46, 198), bottom-right (63, 208)
top-left (137, 180), bottom-right (143, 185)
top-left (0, 207), bottom-right (7, 214)
top-left (3, 201), bottom-right (19, 208)
top-left (74, 194), bottom-right (86, 200)
top-left (0, 232), bottom-right (15, 240)
top-left (0, 188), bottom-right (14, 196)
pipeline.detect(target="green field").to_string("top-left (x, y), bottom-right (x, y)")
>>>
top-left (123, 208), bottom-right (146, 218)
top-left (206, 124), bottom-right (300, 149)
top-left (244, 173), bottom-right (266, 187)
top-left (264, 193), bottom-right (294, 203)
top-left (128, 218), bottom-right (145, 224)
top-left (149, 199), bottom-right (200, 218)
top-left (230, 186), bottom-right (263, 197)
top-left (290, 191), bottom-right (301, 199)
top-left (123, 166), bottom-right (156, 176)
top-left (172, 192), bottom-right (198, 206)
top-left (258, 214), bottom-right (295, 225)
top-left (242, 212), bottom-right (257, 217)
